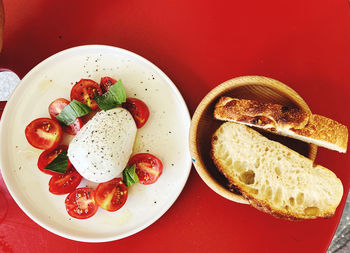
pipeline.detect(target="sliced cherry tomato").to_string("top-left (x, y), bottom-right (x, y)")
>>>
top-left (70, 79), bottom-right (102, 110)
top-left (25, 118), bottom-right (63, 150)
top-left (100, 76), bottom-right (116, 93)
top-left (48, 98), bottom-right (84, 135)
top-left (95, 178), bottom-right (128, 212)
top-left (128, 153), bottom-right (163, 185)
top-left (122, 98), bottom-right (150, 128)
top-left (48, 98), bottom-right (70, 118)
top-left (63, 117), bottom-right (84, 135)
top-left (49, 167), bottom-right (82, 195)
top-left (37, 145), bottom-right (72, 175)
top-left (65, 188), bottom-right (97, 219)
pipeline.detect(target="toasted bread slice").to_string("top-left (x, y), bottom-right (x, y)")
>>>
top-left (211, 122), bottom-right (343, 220)
top-left (214, 97), bottom-right (348, 153)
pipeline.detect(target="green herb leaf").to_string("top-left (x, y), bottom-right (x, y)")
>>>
top-left (56, 99), bottom-right (91, 125)
top-left (44, 150), bottom-right (68, 174)
top-left (94, 80), bottom-right (126, 110)
top-left (122, 164), bottom-right (139, 187)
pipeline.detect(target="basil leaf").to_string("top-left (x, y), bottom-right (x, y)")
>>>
top-left (94, 80), bottom-right (126, 110)
top-left (122, 164), bottom-right (139, 187)
top-left (44, 150), bottom-right (68, 174)
top-left (123, 170), bottom-right (133, 186)
top-left (56, 99), bottom-right (91, 125)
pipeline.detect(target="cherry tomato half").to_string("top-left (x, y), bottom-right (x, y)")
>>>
top-left (95, 178), bottom-right (128, 212)
top-left (25, 118), bottom-right (63, 150)
top-left (100, 76), bottom-right (116, 93)
top-left (122, 98), bottom-right (150, 128)
top-left (49, 167), bottom-right (82, 195)
top-left (48, 98), bottom-right (84, 135)
top-left (70, 79), bottom-right (102, 110)
top-left (48, 98), bottom-right (70, 118)
top-left (64, 118), bottom-right (84, 135)
top-left (65, 188), bottom-right (98, 219)
top-left (128, 153), bottom-right (163, 185)
top-left (37, 145), bottom-right (72, 175)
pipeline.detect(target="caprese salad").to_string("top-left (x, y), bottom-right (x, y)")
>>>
top-left (24, 77), bottom-right (163, 219)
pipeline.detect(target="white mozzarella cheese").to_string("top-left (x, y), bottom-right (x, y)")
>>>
top-left (68, 107), bottom-right (137, 183)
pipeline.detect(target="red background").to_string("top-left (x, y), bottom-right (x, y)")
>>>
top-left (0, 0), bottom-right (350, 252)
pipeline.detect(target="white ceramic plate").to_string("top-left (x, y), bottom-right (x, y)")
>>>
top-left (0, 45), bottom-right (191, 242)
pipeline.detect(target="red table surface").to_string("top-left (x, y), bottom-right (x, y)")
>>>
top-left (0, 0), bottom-right (349, 252)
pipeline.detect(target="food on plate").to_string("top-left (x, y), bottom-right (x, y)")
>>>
top-left (68, 107), bottom-right (137, 183)
top-left (122, 98), bottom-right (150, 128)
top-left (211, 122), bottom-right (343, 220)
top-left (37, 145), bottom-right (71, 175)
top-left (25, 118), bottom-right (63, 150)
top-left (128, 153), bottom-right (163, 185)
top-left (49, 167), bottom-right (82, 195)
top-left (214, 97), bottom-right (348, 153)
top-left (65, 187), bottom-right (98, 219)
top-left (49, 98), bottom-right (84, 135)
top-left (95, 178), bottom-right (128, 212)
top-left (24, 77), bottom-right (163, 219)
top-left (93, 79), bottom-right (126, 110)
top-left (100, 76), bottom-right (116, 93)
top-left (70, 79), bottom-right (102, 110)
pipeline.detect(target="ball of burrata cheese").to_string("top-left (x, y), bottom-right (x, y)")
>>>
top-left (68, 107), bottom-right (137, 183)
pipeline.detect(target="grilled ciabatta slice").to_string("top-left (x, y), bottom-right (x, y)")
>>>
top-left (211, 122), bottom-right (343, 220)
top-left (214, 97), bottom-right (348, 153)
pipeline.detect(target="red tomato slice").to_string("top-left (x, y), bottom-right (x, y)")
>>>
top-left (100, 76), bottom-right (116, 93)
top-left (95, 178), bottom-right (128, 212)
top-left (70, 79), bottom-right (102, 110)
top-left (49, 167), bottom-right (82, 195)
top-left (65, 188), bottom-right (97, 219)
top-left (48, 98), bottom-right (70, 118)
top-left (128, 153), bottom-right (163, 185)
top-left (37, 145), bottom-right (71, 175)
top-left (25, 118), bottom-right (63, 150)
top-left (63, 117), bottom-right (84, 135)
top-left (122, 98), bottom-right (150, 128)
top-left (48, 98), bottom-right (84, 135)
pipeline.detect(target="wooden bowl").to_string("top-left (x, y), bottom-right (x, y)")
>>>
top-left (189, 76), bottom-right (317, 204)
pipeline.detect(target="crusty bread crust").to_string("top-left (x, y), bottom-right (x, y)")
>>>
top-left (211, 122), bottom-right (343, 220)
top-left (214, 97), bottom-right (310, 130)
top-left (214, 97), bottom-right (348, 153)
top-left (291, 114), bottom-right (348, 153)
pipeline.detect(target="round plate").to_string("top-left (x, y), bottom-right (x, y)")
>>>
top-left (0, 45), bottom-right (191, 242)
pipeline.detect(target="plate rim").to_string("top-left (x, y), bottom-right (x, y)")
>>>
top-left (0, 44), bottom-right (192, 242)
